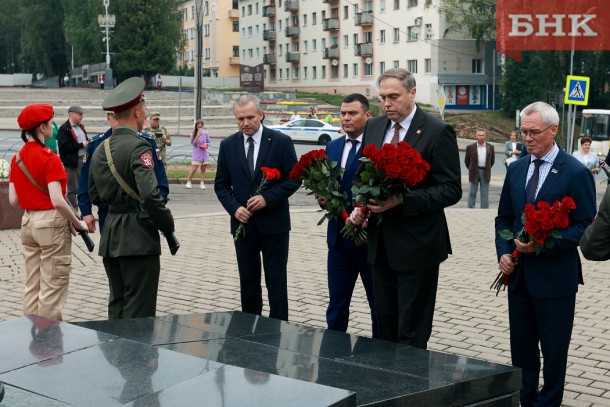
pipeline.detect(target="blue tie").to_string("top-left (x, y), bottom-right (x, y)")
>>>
top-left (525, 159), bottom-right (543, 204)
top-left (345, 139), bottom-right (359, 169)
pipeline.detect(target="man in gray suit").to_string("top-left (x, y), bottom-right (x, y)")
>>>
top-left (464, 129), bottom-right (495, 209)
top-left (350, 68), bottom-right (462, 348)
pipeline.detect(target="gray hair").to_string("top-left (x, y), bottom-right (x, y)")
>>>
top-left (233, 94), bottom-right (262, 113)
top-left (520, 102), bottom-right (559, 126)
top-left (376, 68), bottom-right (416, 91)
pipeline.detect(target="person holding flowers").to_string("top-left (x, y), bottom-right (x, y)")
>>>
top-left (215, 94), bottom-right (300, 321)
top-left (317, 93), bottom-right (377, 337)
top-left (495, 101), bottom-right (596, 407)
top-left (349, 68), bottom-right (462, 349)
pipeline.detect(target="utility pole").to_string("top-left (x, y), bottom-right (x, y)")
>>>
top-left (97, 0), bottom-right (115, 89)
top-left (194, 0), bottom-right (203, 120)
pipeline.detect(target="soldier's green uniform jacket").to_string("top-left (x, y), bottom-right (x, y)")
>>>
top-left (88, 125), bottom-right (174, 257)
top-left (143, 124), bottom-right (170, 167)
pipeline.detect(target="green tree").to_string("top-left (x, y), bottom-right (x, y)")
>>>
top-left (0, 0), bottom-right (23, 73)
top-left (20, 0), bottom-right (68, 81)
top-left (428, 0), bottom-right (496, 47)
top-left (62, 0), bottom-right (105, 67)
top-left (112, 0), bottom-right (183, 84)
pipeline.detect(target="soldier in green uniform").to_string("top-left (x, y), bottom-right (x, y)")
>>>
top-left (143, 112), bottom-right (171, 169)
top-left (88, 77), bottom-right (175, 319)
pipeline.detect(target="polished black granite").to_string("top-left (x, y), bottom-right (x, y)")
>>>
top-left (0, 315), bottom-right (355, 406)
top-left (76, 311), bottom-right (520, 406)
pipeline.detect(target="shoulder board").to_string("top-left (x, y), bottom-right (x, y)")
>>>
top-left (90, 133), bottom-right (106, 142)
top-left (138, 132), bottom-right (155, 140)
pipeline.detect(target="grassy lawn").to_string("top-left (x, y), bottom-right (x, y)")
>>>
top-left (166, 164), bottom-right (217, 180)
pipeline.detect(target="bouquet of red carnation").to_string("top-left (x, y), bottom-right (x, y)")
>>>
top-left (234, 167), bottom-right (282, 241)
top-left (341, 141), bottom-right (430, 244)
top-left (492, 196), bottom-right (577, 295)
top-left (289, 149), bottom-right (368, 243)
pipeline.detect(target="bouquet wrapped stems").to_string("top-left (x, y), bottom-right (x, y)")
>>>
top-left (340, 206), bottom-right (368, 246)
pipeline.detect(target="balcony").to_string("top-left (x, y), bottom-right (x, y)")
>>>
top-left (229, 56), bottom-right (240, 65)
top-left (284, 0), bottom-right (298, 12)
top-left (323, 47), bottom-right (340, 59)
top-left (322, 0), bottom-right (338, 3)
top-left (263, 30), bottom-right (277, 41)
top-left (355, 43), bottom-right (373, 56)
top-left (322, 18), bottom-right (339, 31)
top-left (355, 12), bottom-right (374, 26)
top-left (263, 54), bottom-right (277, 65)
top-left (262, 5), bottom-right (276, 17)
top-left (285, 52), bottom-right (300, 63)
top-left (285, 26), bottom-right (300, 37)
top-left (228, 9), bottom-right (239, 19)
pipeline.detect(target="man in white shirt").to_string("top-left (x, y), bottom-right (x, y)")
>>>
top-left (464, 129), bottom-right (495, 208)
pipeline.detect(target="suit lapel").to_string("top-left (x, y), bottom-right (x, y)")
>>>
top-left (403, 106), bottom-right (425, 148)
top-left (536, 150), bottom-right (566, 203)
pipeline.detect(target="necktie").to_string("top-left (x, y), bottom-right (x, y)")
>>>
top-left (525, 159), bottom-right (543, 204)
top-left (345, 139), bottom-right (359, 169)
top-left (246, 137), bottom-right (255, 177)
top-left (391, 123), bottom-right (402, 145)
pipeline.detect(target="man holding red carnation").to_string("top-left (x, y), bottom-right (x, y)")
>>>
top-left (215, 95), bottom-right (300, 321)
top-left (495, 101), bottom-right (596, 407)
top-left (350, 68), bottom-right (462, 349)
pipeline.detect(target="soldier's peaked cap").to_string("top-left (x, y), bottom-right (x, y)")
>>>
top-left (102, 77), bottom-right (146, 113)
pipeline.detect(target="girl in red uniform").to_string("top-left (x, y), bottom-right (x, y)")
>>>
top-left (8, 104), bottom-right (88, 321)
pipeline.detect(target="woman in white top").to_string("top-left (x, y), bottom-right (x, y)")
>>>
top-left (572, 136), bottom-right (600, 174)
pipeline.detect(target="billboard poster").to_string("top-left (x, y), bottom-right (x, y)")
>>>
top-left (240, 64), bottom-right (264, 92)
top-left (469, 85), bottom-right (481, 105)
top-left (445, 85), bottom-right (456, 105)
top-left (456, 85), bottom-right (469, 105)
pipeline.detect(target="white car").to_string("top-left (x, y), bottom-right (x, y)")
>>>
top-left (268, 119), bottom-right (342, 145)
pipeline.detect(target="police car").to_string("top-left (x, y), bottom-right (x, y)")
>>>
top-left (268, 118), bottom-right (342, 145)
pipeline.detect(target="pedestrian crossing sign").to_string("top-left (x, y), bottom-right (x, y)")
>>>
top-left (564, 75), bottom-right (590, 106)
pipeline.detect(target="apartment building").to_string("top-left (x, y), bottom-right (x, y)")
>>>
top-left (238, 0), bottom-right (499, 109)
top-left (180, 0), bottom-right (241, 78)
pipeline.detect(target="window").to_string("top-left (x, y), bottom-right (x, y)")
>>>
top-left (343, 64), bottom-right (348, 78)
top-left (407, 26), bottom-right (418, 41)
top-left (343, 5), bottom-right (349, 19)
top-left (472, 59), bottom-right (483, 73)
top-left (279, 20), bottom-right (282, 30)
top-left (293, 42), bottom-right (299, 52)
top-left (379, 30), bottom-right (386, 44)
top-left (303, 14), bottom-right (307, 26)
top-left (407, 59), bottom-right (417, 73)
top-left (204, 0), bottom-right (209, 15)
top-left (379, 61), bottom-right (385, 73)
top-left (425, 24), bottom-right (432, 39)
top-left (322, 65), bottom-right (326, 79)
top-left (205, 48), bottom-right (211, 59)
top-left (393, 28), bottom-right (400, 42)
top-left (394, 0), bottom-right (399, 10)
top-left (242, 28), bottom-right (245, 37)
top-left (233, 21), bottom-right (239, 32)
top-left (304, 40), bottom-right (308, 53)
top-left (241, 6), bottom-right (245, 17)
top-left (286, 68), bottom-right (289, 79)
top-left (271, 69), bottom-right (276, 80)
top-left (293, 67), bottom-right (299, 79)
top-left (279, 69), bottom-right (283, 79)
top-left (233, 46), bottom-right (240, 57)
top-left (192, 5), bottom-right (195, 18)
top-left (364, 31), bottom-right (372, 42)
top-left (364, 62), bottom-right (373, 76)
top-left (292, 15), bottom-right (298, 26)
top-left (255, 3), bottom-right (259, 14)
top-left (425, 58), bottom-right (431, 73)
top-left (248, 49), bottom-right (253, 58)
top-left (279, 44), bottom-right (283, 56)
top-left (312, 13), bottom-right (317, 25)
top-left (408, 0), bottom-right (417, 6)
top-left (313, 66), bottom-right (317, 78)
top-left (332, 65), bottom-right (339, 78)
top-left (312, 39), bottom-right (317, 51)
top-left (393, 60), bottom-right (399, 68)
top-left (321, 38), bottom-right (327, 49)
top-left (247, 4), bottom-right (252, 15)
top-left (331, 36), bottom-right (338, 46)
top-left (256, 48), bottom-right (260, 58)
top-left (353, 33), bottom-right (359, 45)
top-left (343, 35), bottom-right (349, 47)
top-left (304, 67), bottom-right (308, 78)
top-left (204, 24), bottom-right (210, 37)
top-left (256, 25), bottom-right (259, 35)
top-left (321, 10), bottom-right (326, 19)
top-left (247, 26), bottom-right (252, 36)
top-left (353, 63), bottom-right (358, 76)
top-left (380, 0), bottom-right (386, 11)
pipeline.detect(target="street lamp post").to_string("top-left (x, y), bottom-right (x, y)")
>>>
top-left (98, 0), bottom-right (116, 89)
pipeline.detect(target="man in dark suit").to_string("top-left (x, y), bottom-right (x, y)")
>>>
top-left (320, 93), bottom-right (376, 337)
top-left (214, 94), bottom-right (300, 321)
top-left (504, 130), bottom-right (523, 168)
top-left (57, 105), bottom-right (88, 210)
top-left (495, 101), bottom-right (596, 407)
top-left (464, 129), bottom-right (495, 208)
top-left (350, 68), bottom-right (462, 348)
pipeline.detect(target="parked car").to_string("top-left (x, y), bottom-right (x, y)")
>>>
top-left (268, 119), bottom-right (342, 145)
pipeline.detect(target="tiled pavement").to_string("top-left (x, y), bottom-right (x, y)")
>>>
top-left (1, 182), bottom-right (610, 406)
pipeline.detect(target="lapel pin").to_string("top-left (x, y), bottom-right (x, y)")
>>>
top-left (551, 169), bottom-right (558, 174)
top-left (416, 130), bottom-right (422, 135)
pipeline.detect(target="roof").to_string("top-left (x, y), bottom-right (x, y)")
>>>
top-left (437, 74), bottom-right (490, 86)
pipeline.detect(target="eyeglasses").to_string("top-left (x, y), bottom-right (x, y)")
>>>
top-left (518, 124), bottom-right (554, 138)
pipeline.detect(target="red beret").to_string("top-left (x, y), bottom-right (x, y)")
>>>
top-left (17, 104), bottom-right (54, 130)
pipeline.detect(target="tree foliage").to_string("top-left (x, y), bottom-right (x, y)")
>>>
top-left (62, 0), bottom-right (105, 67)
top-left (429, 0), bottom-right (496, 47)
top-left (20, 0), bottom-right (68, 79)
top-left (0, 0), bottom-right (23, 73)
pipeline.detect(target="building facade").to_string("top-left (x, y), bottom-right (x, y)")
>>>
top-left (180, 0), bottom-right (241, 79)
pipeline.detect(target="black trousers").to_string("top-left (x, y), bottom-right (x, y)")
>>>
top-left (234, 227), bottom-right (289, 321)
top-left (372, 234), bottom-right (439, 348)
top-left (508, 269), bottom-right (575, 407)
top-left (103, 255), bottom-right (160, 320)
